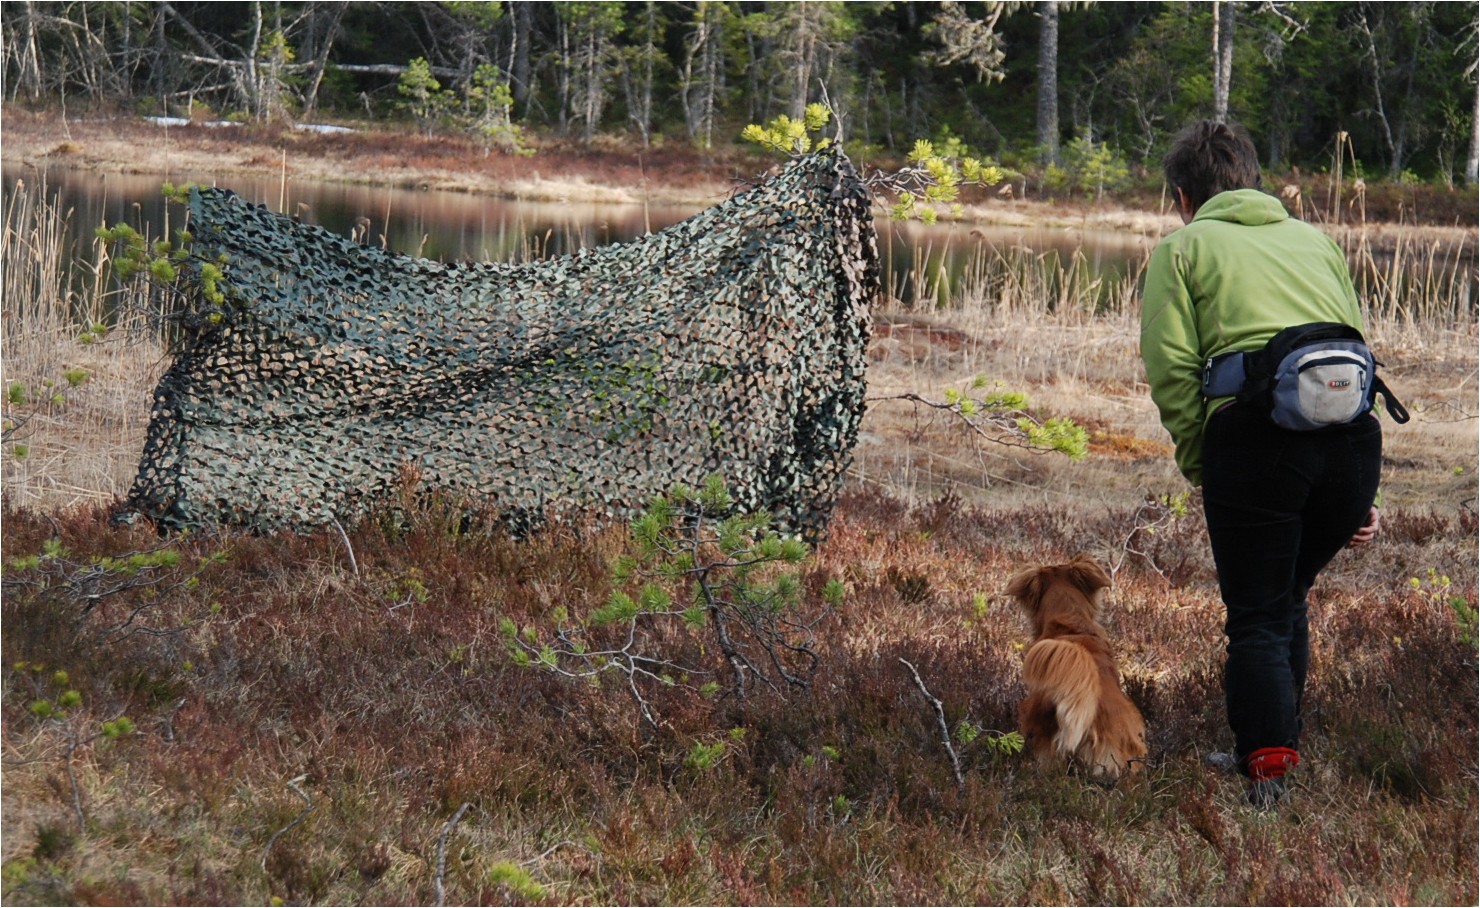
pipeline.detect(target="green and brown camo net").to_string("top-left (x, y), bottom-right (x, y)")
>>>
top-left (123, 151), bottom-right (880, 536)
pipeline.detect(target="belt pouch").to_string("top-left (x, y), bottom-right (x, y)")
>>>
top-left (1202, 351), bottom-right (1248, 398)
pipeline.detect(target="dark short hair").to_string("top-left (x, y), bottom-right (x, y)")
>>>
top-left (1163, 120), bottom-right (1262, 211)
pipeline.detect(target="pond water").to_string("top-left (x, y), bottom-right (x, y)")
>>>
top-left (5, 163), bottom-right (1155, 313)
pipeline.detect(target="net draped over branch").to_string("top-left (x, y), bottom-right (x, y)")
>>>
top-left (123, 151), bottom-right (880, 537)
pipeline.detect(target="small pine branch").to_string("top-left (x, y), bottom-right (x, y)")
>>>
top-left (740, 107), bottom-right (1015, 223)
top-left (869, 380), bottom-right (1089, 461)
top-left (502, 477), bottom-right (839, 727)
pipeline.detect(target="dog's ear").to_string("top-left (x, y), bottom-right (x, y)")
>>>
top-left (1005, 566), bottom-right (1044, 608)
top-left (1067, 555), bottom-right (1112, 596)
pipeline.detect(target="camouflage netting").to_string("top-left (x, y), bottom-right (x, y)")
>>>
top-left (123, 150), bottom-right (880, 536)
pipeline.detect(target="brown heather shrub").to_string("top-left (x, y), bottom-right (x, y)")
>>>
top-left (1304, 583), bottom-right (1478, 804)
top-left (1385, 507), bottom-right (1464, 545)
top-left (2, 486), bottom-right (1477, 906)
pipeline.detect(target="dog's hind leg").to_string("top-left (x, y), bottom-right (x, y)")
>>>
top-left (1018, 691), bottom-right (1062, 769)
top-left (1088, 700), bottom-right (1149, 778)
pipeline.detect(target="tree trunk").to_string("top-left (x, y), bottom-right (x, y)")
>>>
top-left (1355, 11), bottom-right (1399, 174)
top-left (626, 1), bottom-right (657, 146)
top-left (153, 5), bottom-right (167, 110)
top-left (1212, 0), bottom-right (1234, 123)
top-left (18, 2), bottom-right (42, 101)
top-left (680, 3), bottom-right (722, 149)
top-left (302, 3), bottom-right (346, 119)
top-left (679, 13), bottom-right (703, 143)
top-left (701, 16), bottom-right (720, 149)
top-left (246, 1), bottom-right (263, 119)
top-left (1035, 0), bottom-right (1060, 163)
top-left (1390, 11), bottom-right (1426, 177)
top-left (557, 16), bottom-right (570, 136)
top-left (1467, 69), bottom-right (1479, 186)
top-left (791, 0), bottom-right (816, 118)
top-left (510, 1), bottom-right (532, 114)
top-left (583, 26), bottom-right (599, 142)
top-left (120, 1), bottom-right (135, 101)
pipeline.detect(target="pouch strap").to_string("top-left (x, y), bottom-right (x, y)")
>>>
top-left (1374, 376), bottom-right (1411, 424)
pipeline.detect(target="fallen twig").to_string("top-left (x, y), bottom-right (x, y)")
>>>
top-left (898, 657), bottom-right (965, 792)
top-left (435, 801), bottom-right (472, 907)
top-left (261, 775), bottom-right (315, 873)
top-left (328, 516), bottom-right (360, 579)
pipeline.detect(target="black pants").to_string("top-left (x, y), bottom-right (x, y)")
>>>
top-left (1201, 405), bottom-right (1382, 769)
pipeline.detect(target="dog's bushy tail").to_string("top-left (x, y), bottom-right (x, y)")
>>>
top-left (1023, 637), bottom-right (1101, 757)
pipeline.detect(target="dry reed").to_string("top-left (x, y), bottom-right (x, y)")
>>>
top-left (1, 178), bottom-right (166, 510)
top-left (1, 182), bottom-right (1474, 512)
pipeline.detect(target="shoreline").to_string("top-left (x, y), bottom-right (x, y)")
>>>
top-left (0, 108), bottom-right (1184, 236)
top-left (3, 108), bottom-right (1475, 247)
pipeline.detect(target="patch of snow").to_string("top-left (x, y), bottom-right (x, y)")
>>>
top-left (143, 116), bottom-right (238, 128)
top-left (141, 117), bottom-right (354, 135)
top-left (294, 124), bottom-right (355, 135)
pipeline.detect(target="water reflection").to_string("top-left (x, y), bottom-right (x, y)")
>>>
top-left (5, 162), bottom-right (1153, 312)
top-left (4, 165), bottom-right (696, 263)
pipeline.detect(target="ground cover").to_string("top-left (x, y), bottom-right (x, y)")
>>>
top-left (1, 109), bottom-right (1477, 906)
top-left (2, 460), bottom-right (1475, 905)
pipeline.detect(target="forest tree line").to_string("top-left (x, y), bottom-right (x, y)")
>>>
top-left (4, 1), bottom-right (1478, 186)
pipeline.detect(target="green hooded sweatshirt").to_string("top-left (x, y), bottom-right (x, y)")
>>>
top-left (1139, 188), bottom-right (1364, 485)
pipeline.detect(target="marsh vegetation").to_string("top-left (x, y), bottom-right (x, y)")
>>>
top-left (2, 128), bottom-right (1476, 905)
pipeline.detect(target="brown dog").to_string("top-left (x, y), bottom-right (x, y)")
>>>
top-left (1007, 555), bottom-right (1147, 780)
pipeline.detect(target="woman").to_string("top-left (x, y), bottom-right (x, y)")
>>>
top-left (1139, 119), bottom-right (1383, 808)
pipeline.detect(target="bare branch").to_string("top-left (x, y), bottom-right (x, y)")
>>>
top-left (435, 801), bottom-right (473, 907)
top-left (328, 517), bottom-right (359, 579)
top-left (261, 775), bottom-right (315, 873)
top-left (866, 391), bottom-right (1078, 457)
top-left (899, 658), bottom-right (965, 792)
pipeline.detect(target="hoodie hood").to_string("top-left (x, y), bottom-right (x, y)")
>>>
top-left (1191, 188), bottom-right (1289, 227)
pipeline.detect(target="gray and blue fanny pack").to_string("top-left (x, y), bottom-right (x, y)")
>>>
top-left (1202, 322), bottom-right (1410, 431)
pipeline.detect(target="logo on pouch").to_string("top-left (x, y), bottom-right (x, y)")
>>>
top-left (1328, 379), bottom-right (1351, 389)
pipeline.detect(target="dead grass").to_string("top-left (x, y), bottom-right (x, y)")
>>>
top-left (0, 177), bottom-right (167, 510)
top-left (859, 302), bottom-right (1478, 516)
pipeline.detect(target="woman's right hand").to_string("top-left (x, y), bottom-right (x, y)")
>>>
top-left (1347, 506), bottom-right (1380, 547)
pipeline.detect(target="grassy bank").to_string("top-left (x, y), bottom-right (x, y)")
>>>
top-left (5, 107), bottom-right (1479, 228)
top-left (2, 137), bottom-right (1477, 906)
